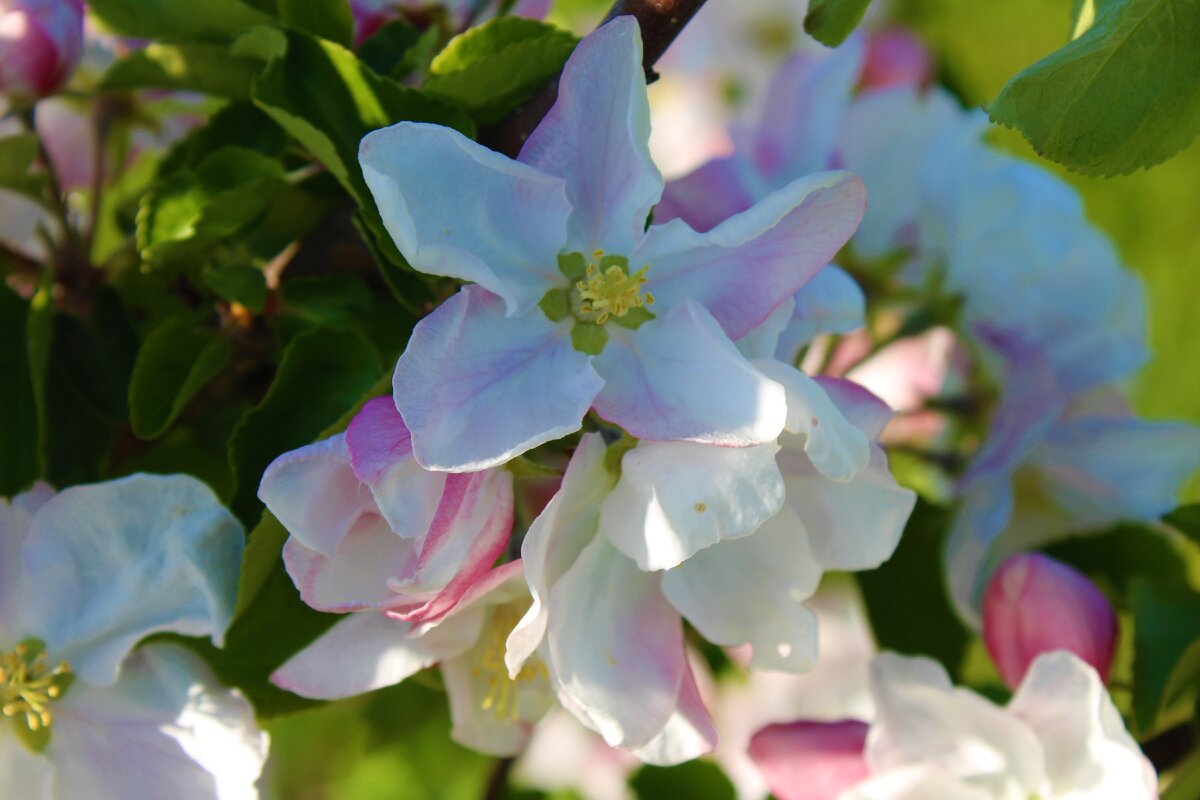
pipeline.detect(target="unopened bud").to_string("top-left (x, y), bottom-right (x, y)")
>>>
top-left (0, 0), bottom-right (85, 100)
top-left (748, 720), bottom-right (869, 800)
top-left (861, 28), bottom-right (934, 91)
top-left (983, 552), bottom-right (1118, 688)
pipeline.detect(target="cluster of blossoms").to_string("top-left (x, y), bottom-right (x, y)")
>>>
top-left (2, 0), bottom-right (1196, 796)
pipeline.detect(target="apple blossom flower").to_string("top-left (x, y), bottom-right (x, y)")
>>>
top-left (359, 16), bottom-right (866, 472)
top-left (0, 0), bottom-right (84, 100)
top-left (859, 29), bottom-right (934, 91)
top-left (272, 560), bottom-right (556, 756)
top-left (258, 396), bottom-right (514, 624)
top-left (0, 475), bottom-right (266, 799)
top-left (504, 358), bottom-right (914, 761)
top-left (982, 553), bottom-right (1118, 688)
top-left (750, 652), bottom-right (1157, 800)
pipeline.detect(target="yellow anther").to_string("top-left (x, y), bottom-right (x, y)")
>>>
top-left (473, 605), bottom-right (548, 721)
top-left (1, 643), bottom-right (70, 732)
top-left (576, 262), bottom-right (653, 325)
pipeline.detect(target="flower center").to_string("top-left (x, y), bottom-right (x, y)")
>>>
top-left (472, 605), bottom-right (548, 722)
top-left (575, 256), bottom-right (654, 325)
top-left (2, 641), bottom-right (71, 732)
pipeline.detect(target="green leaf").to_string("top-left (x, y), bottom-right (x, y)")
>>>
top-left (0, 287), bottom-right (39, 494)
top-left (138, 146), bottom-right (287, 267)
top-left (1131, 581), bottom-right (1200, 733)
top-left (1042, 523), bottom-right (1190, 608)
top-left (425, 18), bottom-right (577, 125)
top-left (100, 42), bottom-right (262, 99)
top-left (1164, 504), bottom-right (1200, 547)
top-left (278, 0), bottom-right (354, 47)
top-left (857, 500), bottom-right (970, 674)
top-left (26, 277), bottom-right (53, 479)
top-left (358, 19), bottom-right (432, 81)
top-left (202, 264), bottom-right (269, 312)
top-left (0, 133), bottom-right (48, 203)
top-left (804, 0), bottom-right (875, 46)
top-left (227, 327), bottom-right (382, 522)
top-left (129, 318), bottom-right (233, 439)
top-left (629, 761), bottom-right (735, 800)
top-left (89, 0), bottom-right (273, 40)
top-left (987, 0), bottom-right (1200, 176)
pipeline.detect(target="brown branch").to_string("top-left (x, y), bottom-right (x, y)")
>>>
top-left (482, 0), bottom-right (710, 157)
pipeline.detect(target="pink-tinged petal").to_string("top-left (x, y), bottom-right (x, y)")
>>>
top-left (1008, 652), bottom-right (1157, 799)
top-left (346, 397), bottom-right (447, 538)
top-left (272, 608), bottom-right (484, 700)
top-left (360, 121), bottom-right (569, 315)
top-left (846, 328), bottom-right (961, 417)
top-left (748, 720), bottom-right (869, 800)
top-left (657, 154), bottom-right (760, 233)
top-left (756, 359), bottom-right (870, 482)
top-left (0, 0), bottom-right (85, 99)
top-left (862, 29), bottom-right (934, 90)
top-left (982, 554), bottom-right (1118, 688)
top-left (815, 377), bottom-right (896, 440)
top-left (600, 440), bottom-right (783, 571)
top-left (780, 446), bottom-right (915, 574)
top-left (775, 265), bottom-right (866, 362)
top-left (283, 514), bottom-right (416, 612)
top-left (592, 300), bottom-right (786, 446)
top-left (508, 434), bottom-right (613, 677)
top-left (259, 434), bottom-right (374, 556)
top-left (519, 16), bottom-right (662, 255)
top-left (757, 38), bottom-right (864, 178)
top-left (50, 644), bottom-right (266, 800)
top-left (387, 470), bottom-right (515, 625)
top-left (662, 504), bottom-right (823, 672)
top-left (945, 477), bottom-right (1015, 625)
top-left (629, 662), bottom-right (718, 766)
top-left (394, 286), bottom-right (603, 472)
top-left (737, 297), bottom-right (795, 362)
top-left (637, 171), bottom-right (866, 339)
top-left (20, 474), bottom-right (244, 687)
top-left (548, 535), bottom-right (686, 749)
top-left (865, 653), bottom-right (1049, 794)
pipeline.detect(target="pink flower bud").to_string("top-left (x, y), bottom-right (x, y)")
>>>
top-left (0, 0), bottom-right (85, 100)
top-left (861, 28), bottom-right (933, 91)
top-left (748, 720), bottom-right (869, 800)
top-left (983, 552), bottom-right (1118, 688)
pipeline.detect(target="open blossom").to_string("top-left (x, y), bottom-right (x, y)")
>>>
top-left (750, 652), bottom-right (1157, 800)
top-left (0, 0), bottom-right (84, 99)
top-left (359, 16), bottom-right (866, 472)
top-left (273, 561), bottom-right (555, 755)
top-left (0, 475), bottom-right (266, 799)
top-left (982, 553), bottom-right (1118, 688)
top-left (258, 396), bottom-right (514, 623)
top-left (503, 344), bottom-right (914, 762)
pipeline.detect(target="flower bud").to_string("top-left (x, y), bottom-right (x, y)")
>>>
top-left (861, 28), bottom-right (933, 91)
top-left (748, 720), bottom-right (869, 800)
top-left (0, 0), bottom-right (85, 100)
top-left (982, 552), bottom-right (1118, 688)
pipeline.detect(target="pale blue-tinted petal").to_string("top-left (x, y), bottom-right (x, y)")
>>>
top-left (774, 265), bottom-right (866, 363)
top-left (361, 121), bottom-right (569, 315)
top-left (21, 474), bottom-right (244, 687)
top-left (518, 16), bottom-right (662, 255)
top-left (394, 286), bottom-right (603, 472)
top-left (637, 171), bottom-right (865, 340)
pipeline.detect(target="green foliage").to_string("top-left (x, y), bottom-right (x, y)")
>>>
top-left (1042, 523), bottom-right (1191, 608)
top-left (278, 0), bottom-right (354, 47)
top-left (0, 134), bottom-right (48, 203)
top-left (138, 146), bottom-right (287, 268)
top-left (988, 0), bottom-right (1200, 176)
top-left (426, 17), bottom-right (578, 125)
top-left (1165, 505), bottom-right (1200, 547)
top-left (128, 318), bottom-right (232, 439)
top-left (202, 265), bottom-right (269, 312)
top-left (0, 287), bottom-right (39, 494)
top-left (856, 500), bottom-right (970, 674)
top-left (100, 43), bottom-right (262, 99)
top-left (804, 0), bottom-right (875, 47)
top-left (629, 760), bottom-right (735, 800)
top-left (89, 0), bottom-right (273, 40)
top-left (359, 20), bottom-right (438, 81)
top-left (1132, 581), bottom-right (1200, 734)
top-left (227, 327), bottom-right (382, 522)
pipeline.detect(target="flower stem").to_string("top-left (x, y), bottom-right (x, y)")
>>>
top-left (482, 755), bottom-right (515, 800)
